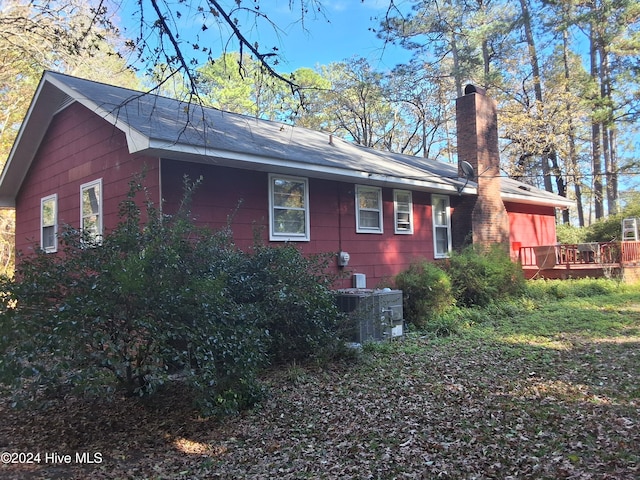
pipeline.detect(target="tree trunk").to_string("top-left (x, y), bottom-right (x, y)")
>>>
top-left (519, 0), bottom-right (553, 192)
top-left (451, 32), bottom-right (464, 98)
top-left (599, 48), bottom-right (618, 215)
top-left (608, 126), bottom-right (619, 214)
top-left (481, 39), bottom-right (491, 89)
top-left (590, 25), bottom-right (605, 220)
top-left (561, 14), bottom-right (584, 226)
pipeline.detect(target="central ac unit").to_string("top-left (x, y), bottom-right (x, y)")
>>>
top-left (335, 288), bottom-right (404, 343)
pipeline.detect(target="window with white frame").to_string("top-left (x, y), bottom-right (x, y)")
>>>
top-left (432, 194), bottom-right (451, 258)
top-left (41, 194), bottom-right (57, 252)
top-left (80, 179), bottom-right (103, 244)
top-left (269, 174), bottom-right (310, 241)
top-left (394, 190), bottom-right (413, 234)
top-left (356, 185), bottom-right (383, 234)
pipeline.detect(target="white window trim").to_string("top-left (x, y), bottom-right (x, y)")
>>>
top-left (80, 178), bottom-right (103, 243)
top-left (268, 174), bottom-right (310, 242)
top-left (393, 189), bottom-right (413, 235)
top-left (432, 194), bottom-right (452, 258)
top-left (41, 194), bottom-right (58, 253)
top-left (355, 185), bottom-right (384, 234)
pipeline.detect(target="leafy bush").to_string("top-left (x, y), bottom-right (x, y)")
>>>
top-left (223, 244), bottom-right (345, 364)
top-left (586, 215), bottom-right (624, 242)
top-left (584, 196), bottom-right (640, 242)
top-left (0, 175), bottom-right (343, 415)
top-left (443, 245), bottom-right (526, 307)
top-left (556, 223), bottom-right (587, 244)
top-left (395, 260), bottom-right (455, 328)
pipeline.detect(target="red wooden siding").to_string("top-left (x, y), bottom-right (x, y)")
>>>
top-left (161, 160), bottom-right (435, 288)
top-left (14, 101), bottom-right (560, 290)
top-left (14, 102), bottom-right (160, 254)
top-left (505, 201), bottom-right (557, 260)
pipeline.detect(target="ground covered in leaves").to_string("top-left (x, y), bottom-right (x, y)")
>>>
top-left (1, 284), bottom-right (639, 479)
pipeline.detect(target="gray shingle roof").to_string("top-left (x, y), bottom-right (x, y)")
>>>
top-left (0, 71), bottom-right (574, 209)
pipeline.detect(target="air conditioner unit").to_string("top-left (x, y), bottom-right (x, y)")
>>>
top-left (335, 288), bottom-right (404, 343)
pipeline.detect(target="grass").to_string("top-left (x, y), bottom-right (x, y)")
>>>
top-left (0, 278), bottom-right (638, 479)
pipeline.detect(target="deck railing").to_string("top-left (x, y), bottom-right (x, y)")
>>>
top-left (621, 241), bottom-right (640, 265)
top-left (519, 241), bottom-right (640, 269)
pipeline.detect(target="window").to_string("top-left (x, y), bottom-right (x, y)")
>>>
top-left (41, 194), bottom-right (57, 252)
top-left (80, 179), bottom-right (103, 244)
top-left (269, 174), bottom-right (310, 241)
top-left (394, 190), bottom-right (413, 234)
top-left (432, 195), bottom-right (451, 258)
top-left (356, 185), bottom-right (383, 234)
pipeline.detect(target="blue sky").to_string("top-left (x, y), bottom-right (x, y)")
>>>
top-left (112, 0), bottom-right (413, 74)
top-left (247, 0), bottom-right (413, 72)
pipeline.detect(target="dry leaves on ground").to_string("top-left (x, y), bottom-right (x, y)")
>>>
top-left (0, 331), bottom-right (638, 479)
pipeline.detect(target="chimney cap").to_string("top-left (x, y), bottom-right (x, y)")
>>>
top-left (464, 84), bottom-right (486, 95)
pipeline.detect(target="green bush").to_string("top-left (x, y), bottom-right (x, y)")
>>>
top-left (224, 244), bottom-right (345, 364)
top-left (0, 175), bottom-right (343, 415)
top-left (584, 196), bottom-right (640, 242)
top-left (420, 308), bottom-right (466, 337)
top-left (395, 260), bottom-right (455, 329)
top-left (556, 223), bottom-right (587, 244)
top-left (586, 215), bottom-right (624, 242)
top-left (444, 245), bottom-right (526, 307)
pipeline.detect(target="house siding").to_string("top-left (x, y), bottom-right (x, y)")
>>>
top-left (9, 81), bottom-right (565, 291)
top-left (505, 201), bottom-right (557, 259)
top-left (160, 159), bottom-right (435, 288)
top-left (14, 102), bottom-right (160, 254)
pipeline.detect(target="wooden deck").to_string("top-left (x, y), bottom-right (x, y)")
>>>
top-left (519, 241), bottom-right (640, 282)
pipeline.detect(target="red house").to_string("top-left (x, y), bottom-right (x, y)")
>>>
top-left (0, 72), bottom-right (572, 288)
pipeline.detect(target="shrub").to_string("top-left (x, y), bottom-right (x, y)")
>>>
top-left (0, 174), bottom-right (344, 415)
top-left (224, 244), bottom-right (346, 364)
top-left (421, 309), bottom-right (466, 337)
top-left (586, 215), bottom-right (624, 242)
top-left (584, 197), bottom-right (640, 242)
top-left (444, 245), bottom-right (525, 307)
top-left (556, 223), bottom-right (587, 244)
top-left (395, 260), bottom-right (455, 329)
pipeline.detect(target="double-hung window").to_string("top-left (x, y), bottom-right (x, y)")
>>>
top-left (41, 194), bottom-right (57, 252)
top-left (356, 185), bottom-right (383, 234)
top-left (394, 190), bottom-right (413, 234)
top-left (432, 194), bottom-right (451, 258)
top-left (80, 179), bottom-right (103, 244)
top-left (269, 174), bottom-right (310, 241)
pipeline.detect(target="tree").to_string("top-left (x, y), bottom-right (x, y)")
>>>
top-left (197, 52), bottom-right (260, 115)
top-left (548, 0), bottom-right (640, 220)
top-left (379, 0), bottom-right (518, 92)
top-left (280, 67), bottom-right (332, 129)
top-left (320, 57), bottom-right (395, 149)
top-left (114, 0), bottom-right (335, 97)
top-left (377, 0), bottom-right (639, 225)
top-left (386, 61), bottom-right (457, 160)
top-left (0, 0), bottom-right (138, 276)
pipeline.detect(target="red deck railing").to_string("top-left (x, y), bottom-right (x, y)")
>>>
top-left (621, 241), bottom-right (640, 265)
top-left (519, 241), bottom-right (640, 269)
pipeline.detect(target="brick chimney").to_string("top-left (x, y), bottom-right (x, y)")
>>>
top-left (455, 85), bottom-right (510, 248)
